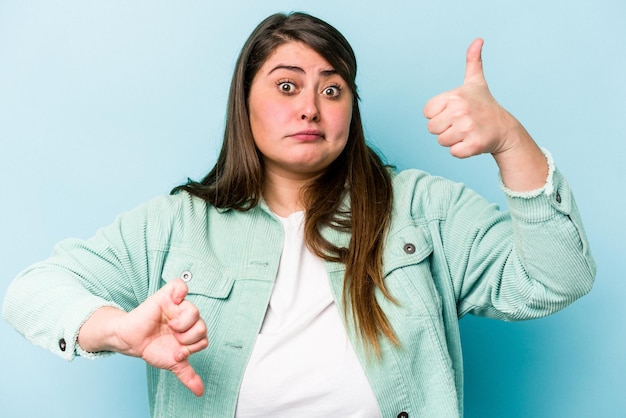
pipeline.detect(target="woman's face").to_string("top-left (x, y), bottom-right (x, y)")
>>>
top-left (248, 41), bottom-right (353, 181)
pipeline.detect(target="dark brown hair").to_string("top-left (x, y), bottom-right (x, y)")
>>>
top-left (172, 12), bottom-right (397, 356)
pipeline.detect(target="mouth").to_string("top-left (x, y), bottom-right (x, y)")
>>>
top-left (289, 130), bottom-right (325, 141)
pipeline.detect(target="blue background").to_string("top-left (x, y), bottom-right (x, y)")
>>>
top-left (1, 1), bottom-right (624, 417)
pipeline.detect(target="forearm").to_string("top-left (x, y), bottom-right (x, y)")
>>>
top-left (3, 267), bottom-right (123, 360)
top-left (454, 166), bottom-right (596, 319)
top-left (497, 184), bottom-right (595, 317)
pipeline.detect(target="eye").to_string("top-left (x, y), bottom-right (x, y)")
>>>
top-left (322, 85), bottom-right (341, 98)
top-left (277, 80), bottom-right (296, 94)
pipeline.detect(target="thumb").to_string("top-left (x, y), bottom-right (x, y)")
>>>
top-left (169, 278), bottom-right (189, 305)
top-left (464, 38), bottom-right (486, 84)
top-left (171, 361), bottom-right (205, 397)
top-left (155, 278), bottom-right (189, 312)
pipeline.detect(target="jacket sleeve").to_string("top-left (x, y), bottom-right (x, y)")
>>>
top-left (435, 153), bottom-right (596, 320)
top-left (2, 195), bottom-right (181, 361)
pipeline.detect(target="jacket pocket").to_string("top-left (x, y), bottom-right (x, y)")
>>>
top-left (161, 253), bottom-right (234, 299)
top-left (382, 224), bottom-right (441, 318)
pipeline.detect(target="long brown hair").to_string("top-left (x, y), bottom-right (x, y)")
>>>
top-left (172, 12), bottom-right (398, 356)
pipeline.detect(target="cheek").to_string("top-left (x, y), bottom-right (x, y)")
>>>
top-left (332, 105), bottom-right (353, 141)
top-left (250, 100), bottom-right (288, 140)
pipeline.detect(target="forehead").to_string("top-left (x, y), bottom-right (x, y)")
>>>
top-left (259, 41), bottom-right (334, 73)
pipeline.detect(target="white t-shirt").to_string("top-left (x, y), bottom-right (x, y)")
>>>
top-left (235, 211), bottom-right (381, 418)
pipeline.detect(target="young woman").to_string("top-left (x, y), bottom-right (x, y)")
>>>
top-left (3, 12), bottom-right (595, 418)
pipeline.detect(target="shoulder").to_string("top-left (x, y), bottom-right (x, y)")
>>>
top-left (122, 191), bottom-right (211, 221)
top-left (390, 168), bottom-right (470, 223)
top-left (97, 191), bottom-right (215, 242)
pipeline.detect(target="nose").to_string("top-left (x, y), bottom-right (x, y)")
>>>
top-left (300, 91), bottom-right (320, 122)
top-left (301, 111), bottom-right (319, 122)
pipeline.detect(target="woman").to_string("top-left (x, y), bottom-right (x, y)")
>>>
top-left (3, 12), bottom-right (595, 418)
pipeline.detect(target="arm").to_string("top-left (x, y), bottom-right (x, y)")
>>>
top-left (421, 39), bottom-right (595, 317)
top-left (3, 195), bottom-right (208, 396)
top-left (436, 167), bottom-right (595, 319)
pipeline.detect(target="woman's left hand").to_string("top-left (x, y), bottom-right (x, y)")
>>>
top-left (424, 38), bottom-right (548, 192)
top-left (424, 38), bottom-right (523, 158)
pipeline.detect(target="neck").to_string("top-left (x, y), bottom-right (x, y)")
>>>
top-left (263, 169), bottom-right (316, 217)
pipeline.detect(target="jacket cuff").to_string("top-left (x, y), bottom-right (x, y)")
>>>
top-left (72, 304), bottom-right (120, 360)
top-left (499, 147), bottom-right (555, 198)
top-left (500, 148), bottom-right (573, 222)
top-left (55, 296), bottom-right (121, 361)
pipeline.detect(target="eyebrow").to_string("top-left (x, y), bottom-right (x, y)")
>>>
top-left (268, 65), bottom-right (337, 77)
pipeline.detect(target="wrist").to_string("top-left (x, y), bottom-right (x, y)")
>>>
top-left (492, 124), bottom-right (548, 192)
top-left (77, 306), bottom-right (128, 354)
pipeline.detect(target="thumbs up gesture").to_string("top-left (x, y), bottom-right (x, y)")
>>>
top-left (424, 38), bottom-right (521, 159)
top-left (424, 38), bottom-right (549, 191)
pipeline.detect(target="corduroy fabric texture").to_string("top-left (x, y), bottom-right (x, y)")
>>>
top-left (3, 162), bottom-right (595, 417)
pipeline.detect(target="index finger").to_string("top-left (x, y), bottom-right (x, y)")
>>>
top-left (423, 91), bottom-right (449, 119)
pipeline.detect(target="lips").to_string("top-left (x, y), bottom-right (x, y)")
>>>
top-left (289, 130), bottom-right (324, 141)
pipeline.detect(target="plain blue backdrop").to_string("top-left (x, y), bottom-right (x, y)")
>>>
top-left (1, 1), bottom-right (624, 417)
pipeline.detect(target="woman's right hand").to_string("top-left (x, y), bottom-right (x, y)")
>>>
top-left (77, 279), bottom-right (209, 396)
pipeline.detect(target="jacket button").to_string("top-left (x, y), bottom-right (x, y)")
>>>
top-left (181, 270), bottom-right (192, 282)
top-left (556, 191), bottom-right (562, 203)
top-left (397, 412), bottom-right (409, 418)
top-left (59, 338), bottom-right (67, 352)
top-left (403, 243), bottom-right (416, 254)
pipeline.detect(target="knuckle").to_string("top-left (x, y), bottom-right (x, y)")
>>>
top-left (198, 320), bottom-right (207, 334)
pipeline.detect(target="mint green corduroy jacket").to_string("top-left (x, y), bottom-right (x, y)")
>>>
top-left (3, 166), bottom-right (596, 417)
